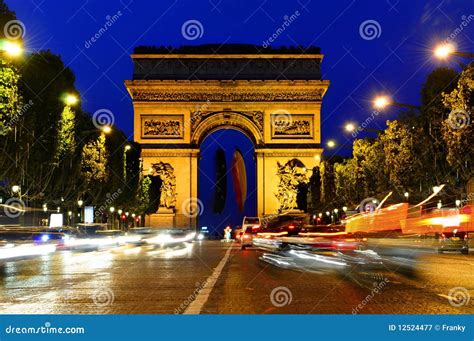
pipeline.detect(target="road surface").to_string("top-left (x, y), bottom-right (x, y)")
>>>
top-left (0, 241), bottom-right (473, 314)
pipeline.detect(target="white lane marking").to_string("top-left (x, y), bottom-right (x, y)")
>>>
top-left (437, 294), bottom-right (455, 301)
top-left (183, 244), bottom-right (233, 314)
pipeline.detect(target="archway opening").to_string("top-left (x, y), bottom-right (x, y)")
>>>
top-left (198, 128), bottom-right (257, 238)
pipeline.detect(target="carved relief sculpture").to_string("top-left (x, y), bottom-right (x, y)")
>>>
top-left (275, 159), bottom-right (309, 211)
top-left (271, 114), bottom-right (313, 138)
top-left (141, 115), bottom-right (184, 139)
top-left (150, 162), bottom-right (177, 209)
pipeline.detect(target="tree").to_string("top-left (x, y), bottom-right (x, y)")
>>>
top-left (81, 134), bottom-right (108, 183)
top-left (56, 106), bottom-right (76, 159)
top-left (320, 159), bottom-right (336, 206)
top-left (352, 138), bottom-right (387, 198)
top-left (0, 59), bottom-right (20, 135)
top-left (334, 159), bottom-right (358, 206)
top-left (306, 166), bottom-right (321, 213)
top-left (380, 120), bottom-right (427, 201)
top-left (441, 63), bottom-right (474, 187)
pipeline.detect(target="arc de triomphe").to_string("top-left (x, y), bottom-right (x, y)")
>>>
top-left (125, 45), bottom-right (329, 228)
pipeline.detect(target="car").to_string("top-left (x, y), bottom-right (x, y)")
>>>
top-left (252, 213), bottom-right (310, 251)
top-left (233, 227), bottom-right (242, 241)
top-left (438, 229), bottom-right (469, 254)
top-left (260, 213), bottom-right (308, 236)
top-left (239, 217), bottom-right (261, 250)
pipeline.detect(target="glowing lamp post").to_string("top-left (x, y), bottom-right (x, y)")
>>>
top-left (1, 40), bottom-right (24, 57)
top-left (434, 43), bottom-right (474, 59)
top-left (64, 94), bottom-right (79, 106)
top-left (373, 95), bottom-right (420, 111)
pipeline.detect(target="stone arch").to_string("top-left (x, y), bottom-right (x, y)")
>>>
top-left (191, 112), bottom-right (264, 146)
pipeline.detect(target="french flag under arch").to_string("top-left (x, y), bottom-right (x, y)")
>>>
top-left (231, 149), bottom-right (247, 212)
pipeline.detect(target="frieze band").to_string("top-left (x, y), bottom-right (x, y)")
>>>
top-left (129, 89), bottom-right (325, 102)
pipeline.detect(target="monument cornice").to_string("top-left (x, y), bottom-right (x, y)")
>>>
top-left (131, 53), bottom-right (324, 60)
top-left (125, 80), bottom-right (329, 102)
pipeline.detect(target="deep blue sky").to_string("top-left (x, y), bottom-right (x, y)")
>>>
top-left (5, 0), bottom-right (474, 229)
top-left (8, 0), bottom-right (474, 150)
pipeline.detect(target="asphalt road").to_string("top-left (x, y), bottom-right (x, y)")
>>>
top-left (0, 241), bottom-right (473, 314)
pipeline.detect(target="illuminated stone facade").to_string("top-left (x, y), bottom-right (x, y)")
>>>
top-left (125, 45), bottom-right (329, 228)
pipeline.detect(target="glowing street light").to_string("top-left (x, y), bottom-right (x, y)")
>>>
top-left (404, 192), bottom-right (409, 200)
top-left (345, 123), bottom-right (356, 133)
top-left (342, 206), bottom-right (348, 212)
top-left (455, 199), bottom-right (461, 207)
top-left (373, 95), bottom-right (420, 111)
top-left (434, 44), bottom-right (454, 59)
top-left (433, 43), bottom-right (474, 59)
top-left (2, 40), bottom-right (23, 57)
top-left (11, 185), bottom-right (20, 194)
top-left (77, 200), bottom-right (83, 207)
top-left (373, 96), bottom-right (391, 110)
top-left (124, 145), bottom-right (131, 151)
top-left (64, 94), bottom-right (79, 106)
top-left (109, 207), bottom-right (115, 213)
top-left (326, 140), bottom-right (336, 148)
top-left (101, 125), bottom-right (112, 134)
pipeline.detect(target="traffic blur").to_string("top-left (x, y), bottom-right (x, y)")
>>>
top-left (0, 225), bottom-right (199, 262)
top-left (250, 191), bottom-right (473, 280)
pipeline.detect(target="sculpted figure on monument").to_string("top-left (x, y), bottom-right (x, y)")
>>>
top-left (150, 162), bottom-right (177, 209)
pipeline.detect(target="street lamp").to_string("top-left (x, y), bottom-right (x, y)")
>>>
top-left (344, 122), bottom-right (380, 134)
top-left (404, 192), bottom-right (409, 201)
top-left (77, 199), bottom-right (83, 207)
top-left (109, 207), bottom-right (115, 229)
top-left (373, 95), bottom-right (420, 111)
top-left (326, 140), bottom-right (336, 148)
top-left (64, 94), bottom-right (79, 106)
top-left (455, 199), bottom-right (461, 207)
top-left (101, 125), bottom-right (112, 134)
top-left (11, 185), bottom-right (20, 194)
top-left (345, 123), bottom-right (356, 133)
top-left (1, 40), bottom-right (23, 57)
top-left (124, 145), bottom-right (131, 151)
top-left (434, 43), bottom-right (474, 59)
top-left (342, 206), bottom-right (347, 212)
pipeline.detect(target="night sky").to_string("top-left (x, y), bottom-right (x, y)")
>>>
top-left (6, 0), bottom-right (474, 229)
